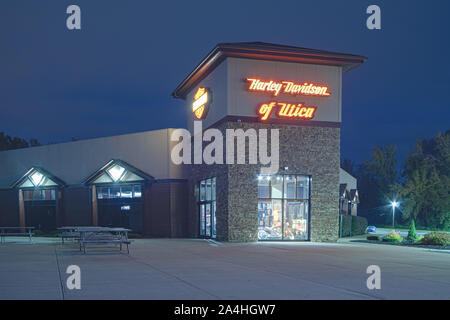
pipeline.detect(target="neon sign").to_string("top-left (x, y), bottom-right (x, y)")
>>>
top-left (192, 87), bottom-right (211, 119)
top-left (258, 102), bottom-right (316, 121)
top-left (247, 78), bottom-right (330, 97)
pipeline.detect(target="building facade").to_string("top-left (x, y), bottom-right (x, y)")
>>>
top-left (0, 42), bottom-right (364, 242)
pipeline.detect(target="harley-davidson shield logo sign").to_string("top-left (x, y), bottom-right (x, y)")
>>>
top-left (192, 87), bottom-right (211, 119)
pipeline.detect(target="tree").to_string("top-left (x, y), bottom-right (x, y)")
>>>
top-left (407, 219), bottom-right (419, 242)
top-left (400, 132), bottom-right (450, 229)
top-left (357, 145), bottom-right (398, 224)
top-left (0, 132), bottom-right (40, 151)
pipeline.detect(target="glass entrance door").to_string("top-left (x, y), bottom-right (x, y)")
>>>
top-left (197, 178), bottom-right (216, 239)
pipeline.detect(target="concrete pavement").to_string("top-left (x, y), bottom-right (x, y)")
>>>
top-left (0, 237), bottom-right (449, 299)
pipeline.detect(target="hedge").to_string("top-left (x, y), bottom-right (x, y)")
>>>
top-left (420, 232), bottom-right (450, 246)
top-left (352, 215), bottom-right (368, 235)
top-left (340, 215), bottom-right (368, 237)
top-left (340, 215), bottom-right (352, 237)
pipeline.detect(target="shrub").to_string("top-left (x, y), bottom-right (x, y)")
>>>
top-left (351, 216), bottom-right (368, 235)
top-left (382, 232), bottom-right (403, 243)
top-left (128, 233), bottom-right (143, 239)
top-left (367, 235), bottom-right (380, 241)
top-left (420, 232), bottom-right (450, 246)
top-left (33, 229), bottom-right (44, 236)
top-left (340, 215), bottom-right (368, 237)
top-left (340, 214), bottom-right (352, 237)
top-left (407, 219), bottom-right (419, 242)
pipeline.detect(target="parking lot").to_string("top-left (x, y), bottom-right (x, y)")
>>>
top-left (0, 238), bottom-right (449, 299)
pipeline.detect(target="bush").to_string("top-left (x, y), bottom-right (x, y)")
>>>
top-left (382, 232), bottom-right (403, 243)
top-left (128, 233), bottom-right (143, 239)
top-left (367, 235), bottom-right (380, 241)
top-left (33, 229), bottom-right (44, 236)
top-left (351, 216), bottom-right (368, 235)
top-left (340, 215), bottom-right (368, 237)
top-left (407, 219), bottom-right (419, 242)
top-left (420, 232), bottom-right (450, 246)
top-left (340, 215), bottom-right (352, 237)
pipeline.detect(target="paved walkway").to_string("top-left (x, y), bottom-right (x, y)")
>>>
top-left (0, 238), bottom-right (449, 299)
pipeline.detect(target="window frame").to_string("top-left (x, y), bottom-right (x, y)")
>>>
top-left (257, 174), bottom-right (311, 241)
top-left (197, 177), bottom-right (217, 239)
top-left (96, 183), bottom-right (144, 200)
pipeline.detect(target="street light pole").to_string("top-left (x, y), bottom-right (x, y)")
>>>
top-left (391, 201), bottom-right (399, 230)
top-left (392, 205), bottom-right (395, 230)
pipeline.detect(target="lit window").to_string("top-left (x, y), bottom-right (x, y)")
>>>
top-left (133, 185), bottom-right (142, 198)
top-left (198, 178), bottom-right (216, 239)
top-left (107, 165), bottom-right (126, 182)
top-left (23, 189), bottom-right (55, 201)
top-left (96, 184), bottom-right (143, 199)
top-left (258, 174), bottom-right (311, 241)
top-left (120, 186), bottom-right (133, 198)
top-left (30, 171), bottom-right (44, 186)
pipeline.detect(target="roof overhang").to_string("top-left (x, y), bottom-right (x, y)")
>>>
top-left (172, 42), bottom-right (367, 99)
top-left (11, 167), bottom-right (66, 189)
top-left (83, 159), bottom-right (154, 185)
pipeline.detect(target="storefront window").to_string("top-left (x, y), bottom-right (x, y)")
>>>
top-left (200, 180), bottom-right (206, 201)
top-left (120, 185), bottom-right (133, 198)
top-left (133, 185), bottom-right (142, 198)
top-left (257, 174), bottom-right (311, 241)
top-left (271, 176), bottom-right (283, 198)
top-left (284, 175), bottom-right (296, 199)
top-left (198, 177), bottom-right (216, 239)
top-left (257, 177), bottom-right (270, 198)
top-left (23, 189), bottom-right (56, 201)
top-left (296, 176), bottom-right (309, 199)
top-left (97, 184), bottom-right (143, 199)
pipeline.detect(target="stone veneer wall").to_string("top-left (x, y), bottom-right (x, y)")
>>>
top-left (187, 120), bottom-right (340, 242)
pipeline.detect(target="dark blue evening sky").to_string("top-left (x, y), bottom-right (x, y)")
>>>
top-left (1, 0), bottom-right (449, 166)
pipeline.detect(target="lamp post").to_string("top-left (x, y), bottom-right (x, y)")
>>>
top-left (391, 201), bottom-right (399, 230)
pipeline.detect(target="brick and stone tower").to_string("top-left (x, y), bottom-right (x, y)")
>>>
top-left (173, 42), bottom-right (366, 242)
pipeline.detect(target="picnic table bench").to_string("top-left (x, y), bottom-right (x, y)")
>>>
top-left (57, 226), bottom-right (81, 244)
top-left (75, 227), bottom-right (132, 254)
top-left (0, 227), bottom-right (34, 243)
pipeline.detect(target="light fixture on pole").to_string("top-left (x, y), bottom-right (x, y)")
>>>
top-left (391, 201), bottom-right (399, 230)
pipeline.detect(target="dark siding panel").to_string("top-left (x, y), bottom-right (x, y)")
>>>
top-left (148, 182), bottom-right (171, 237)
top-left (0, 189), bottom-right (19, 226)
top-left (63, 187), bottom-right (92, 226)
top-left (143, 185), bottom-right (152, 235)
top-left (170, 182), bottom-right (188, 237)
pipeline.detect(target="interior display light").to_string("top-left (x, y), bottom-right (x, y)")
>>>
top-left (30, 171), bottom-right (44, 186)
top-left (107, 165), bottom-right (126, 182)
top-left (192, 87), bottom-right (211, 119)
top-left (247, 78), bottom-right (330, 97)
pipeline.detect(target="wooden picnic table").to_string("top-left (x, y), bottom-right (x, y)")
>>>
top-left (75, 227), bottom-right (132, 254)
top-left (0, 227), bottom-right (34, 243)
top-left (57, 226), bottom-right (82, 244)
